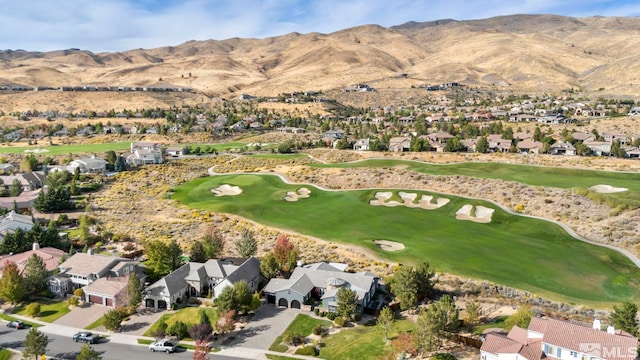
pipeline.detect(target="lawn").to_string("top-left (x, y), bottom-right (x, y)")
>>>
top-left (0, 313), bottom-right (41, 328)
top-left (85, 316), bottom-right (104, 330)
top-left (472, 315), bottom-right (508, 335)
top-left (0, 142), bottom-right (131, 155)
top-left (173, 174), bottom-right (640, 305)
top-left (143, 307), bottom-right (219, 338)
top-left (14, 300), bottom-right (70, 323)
top-left (319, 319), bottom-right (415, 360)
top-left (269, 314), bottom-right (333, 352)
top-left (0, 349), bottom-right (14, 360)
top-left (313, 159), bottom-right (640, 207)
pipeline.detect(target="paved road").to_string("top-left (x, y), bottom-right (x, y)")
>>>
top-left (0, 326), bottom-right (251, 360)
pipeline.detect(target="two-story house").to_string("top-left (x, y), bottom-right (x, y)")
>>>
top-left (481, 317), bottom-right (638, 360)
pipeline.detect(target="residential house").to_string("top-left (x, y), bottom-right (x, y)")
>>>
top-left (551, 142), bottom-right (576, 156)
top-left (461, 138), bottom-right (478, 152)
top-left (165, 146), bottom-right (185, 157)
top-left (83, 276), bottom-right (129, 308)
top-left (126, 142), bottom-right (164, 166)
top-left (143, 257), bottom-right (261, 310)
top-left (263, 262), bottom-right (379, 313)
top-left (0, 243), bottom-right (64, 276)
top-left (583, 141), bottom-right (612, 156)
top-left (481, 317), bottom-right (638, 360)
top-left (0, 163), bottom-right (15, 173)
top-left (0, 172), bottom-right (45, 192)
top-left (68, 157), bottom-right (108, 174)
top-left (353, 139), bottom-right (370, 151)
top-left (48, 252), bottom-right (137, 302)
top-left (0, 211), bottom-right (34, 242)
top-left (516, 139), bottom-right (544, 154)
top-left (426, 132), bottom-right (455, 146)
top-left (487, 134), bottom-right (512, 152)
top-left (388, 137), bottom-right (411, 152)
top-left (572, 132), bottom-right (596, 142)
top-left (278, 127), bottom-right (306, 134)
top-left (603, 132), bottom-right (628, 145)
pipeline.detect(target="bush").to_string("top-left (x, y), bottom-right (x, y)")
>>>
top-left (295, 346), bottom-right (318, 356)
top-left (334, 316), bottom-right (346, 327)
top-left (26, 302), bottom-right (41, 317)
top-left (312, 324), bottom-right (326, 336)
top-left (167, 320), bottom-right (189, 340)
top-left (282, 332), bottom-right (304, 346)
top-left (326, 312), bottom-right (337, 320)
top-left (73, 288), bottom-right (84, 297)
top-left (314, 307), bottom-right (320, 316)
top-left (431, 353), bottom-right (457, 360)
top-left (68, 296), bottom-right (79, 306)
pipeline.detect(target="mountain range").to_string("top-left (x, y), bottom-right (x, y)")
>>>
top-left (2, 14), bottom-right (640, 99)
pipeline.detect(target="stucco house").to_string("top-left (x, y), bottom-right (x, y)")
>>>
top-left (143, 257), bottom-right (261, 310)
top-left (0, 243), bottom-right (64, 276)
top-left (263, 262), bottom-right (380, 313)
top-left (0, 211), bottom-right (34, 242)
top-left (551, 142), bottom-right (577, 156)
top-left (388, 137), bottom-right (411, 152)
top-left (481, 317), bottom-right (638, 360)
top-left (126, 142), bottom-right (164, 166)
top-left (353, 139), bottom-right (370, 151)
top-left (68, 156), bottom-right (108, 174)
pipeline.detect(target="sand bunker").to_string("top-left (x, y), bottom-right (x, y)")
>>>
top-left (589, 184), bottom-right (628, 193)
top-left (370, 191), bottom-right (449, 210)
top-left (211, 184), bottom-right (242, 196)
top-left (455, 205), bottom-right (494, 223)
top-left (284, 187), bottom-right (311, 201)
top-left (374, 240), bottom-right (405, 252)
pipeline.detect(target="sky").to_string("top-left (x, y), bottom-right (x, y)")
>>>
top-left (2, 0), bottom-right (640, 53)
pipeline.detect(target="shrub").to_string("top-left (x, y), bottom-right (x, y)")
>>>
top-left (26, 302), bottom-right (41, 317)
top-left (282, 332), bottom-right (304, 346)
top-left (326, 312), bottom-right (337, 320)
top-left (167, 320), bottom-right (189, 340)
top-left (68, 296), bottom-right (79, 306)
top-left (314, 307), bottom-right (320, 316)
top-left (295, 346), bottom-right (318, 356)
top-left (431, 353), bottom-right (457, 360)
top-left (334, 316), bottom-right (346, 327)
top-left (73, 288), bottom-right (84, 297)
top-left (312, 324), bottom-right (326, 336)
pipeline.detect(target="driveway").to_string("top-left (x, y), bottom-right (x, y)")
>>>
top-left (226, 305), bottom-right (299, 350)
top-left (54, 303), bottom-right (109, 328)
top-left (119, 307), bottom-right (166, 335)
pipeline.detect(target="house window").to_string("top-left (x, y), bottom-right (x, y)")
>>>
top-left (570, 351), bottom-right (578, 358)
top-left (557, 348), bottom-right (562, 357)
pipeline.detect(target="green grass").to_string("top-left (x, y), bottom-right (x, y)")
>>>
top-left (181, 142), bottom-right (247, 152)
top-left (269, 314), bottom-right (332, 352)
top-left (266, 356), bottom-right (299, 360)
top-left (85, 316), bottom-right (104, 330)
top-left (14, 300), bottom-right (70, 323)
top-left (319, 319), bottom-right (414, 360)
top-left (0, 349), bottom-right (14, 360)
top-left (143, 307), bottom-right (219, 337)
top-left (472, 315), bottom-right (508, 335)
top-left (313, 159), bottom-right (640, 207)
top-left (0, 142), bottom-right (131, 155)
top-left (246, 154), bottom-right (309, 159)
top-left (173, 174), bottom-right (640, 305)
top-left (0, 313), bottom-right (41, 328)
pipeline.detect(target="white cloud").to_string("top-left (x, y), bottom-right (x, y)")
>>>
top-left (0, 0), bottom-right (638, 52)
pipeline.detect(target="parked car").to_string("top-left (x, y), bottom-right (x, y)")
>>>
top-left (72, 331), bottom-right (100, 344)
top-left (6, 320), bottom-right (24, 329)
top-left (149, 340), bottom-right (177, 353)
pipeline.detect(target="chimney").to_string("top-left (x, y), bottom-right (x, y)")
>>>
top-left (32, 242), bottom-right (40, 251)
top-left (593, 319), bottom-right (602, 330)
top-left (607, 325), bottom-right (615, 334)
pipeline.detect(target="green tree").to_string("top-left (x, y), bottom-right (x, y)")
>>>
top-left (127, 273), bottom-right (143, 309)
top-left (336, 287), bottom-right (358, 321)
top-left (533, 127), bottom-right (542, 141)
top-left (76, 343), bottom-right (102, 360)
top-left (505, 305), bottom-right (534, 331)
top-left (414, 295), bottom-right (459, 354)
top-left (78, 214), bottom-right (90, 245)
top-left (415, 262), bottom-right (436, 297)
top-left (167, 320), bottom-right (188, 340)
top-left (114, 156), bottom-right (127, 172)
top-left (24, 253), bottom-right (48, 296)
top-left (202, 228), bottom-right (225, 259)
top-left (26, 302), bottom-right (41, 317)
top-left (215, 286), bottom-right (239, 313)
top-left (34, 186), bottom-right (74, 213)
top-left (105, 150), bottom-right (117, 166)
top-left (189, 241), bottom-right (207, 263)
top-left (476, 136), bottom-right (489, 153)
top-left (277, 140), bottom-right (294, 154)
top-left (464, 301), bottom-right (482, 328)
top-left (0, 261), bottom-right (25, 304)
top-left (259, 252), bottom-right (280, 279)
top-left (610, 140), bottom-right (625, 158)
top-left (103, 308), bottom-right (125, 332)
top-left (378, 306), bottom-right (395, 341)
top-left (236, 229), bottom-right (257, 257)
top-left (610, 301), bottom-right (638, 336)
top-left (233, 280), bottom-right (253, 309)
top-left (8, 178), bottom-right (22, 196)
top-left (145, 240), bottom-right (183, 278)
top-left (23, 328), bottom-right (48, 360)
top-left (390, 266), bottom-right (418, 310)
top-left (20, 154), bottom-right (39, 172)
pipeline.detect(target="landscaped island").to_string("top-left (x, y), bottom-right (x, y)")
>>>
top-left (172, 173), bottom-right (640, 305)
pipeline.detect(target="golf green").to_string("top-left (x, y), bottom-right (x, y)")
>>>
top-left (173, 173), bottom-right (640, 305)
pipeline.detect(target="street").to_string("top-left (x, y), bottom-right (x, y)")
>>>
top-left (0, 327), bottom-right (248, 360)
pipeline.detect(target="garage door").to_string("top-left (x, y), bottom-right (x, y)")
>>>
top-left (88, 294), bottom-right (103, 305)
top-left (106, 298), bottom-right (113, 307)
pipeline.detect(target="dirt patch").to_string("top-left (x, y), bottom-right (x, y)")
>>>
top-left (455, 204), bottom-right (494, 223)
top-left (211, 184), bottom-right (242, 196)
top-left (589, 184), bottom-right (628, 193)
top-left (284, 187), bottom-right (311, 201)
top-left (374, 240), bottom-right (405, 252)
top-left (370, 191), bottom-right (449, 210)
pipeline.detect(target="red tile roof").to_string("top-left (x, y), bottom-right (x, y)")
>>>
top-left (0, 247), bottom-right (65, 275)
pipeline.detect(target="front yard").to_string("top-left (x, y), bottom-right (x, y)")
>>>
top-left (13, 299), bottom-right (70, 323)
top-left (143, 306), bottom-right (220, 340)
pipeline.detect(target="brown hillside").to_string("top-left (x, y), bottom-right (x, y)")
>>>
top-left (2, 14), bottom-right (640, 111)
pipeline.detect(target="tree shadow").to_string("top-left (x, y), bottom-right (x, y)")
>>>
top-left (120, 321), bottom-right (149, 332)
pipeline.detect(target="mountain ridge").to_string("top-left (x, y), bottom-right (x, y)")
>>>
top-left (1, 14), bottom-right (640, 99)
